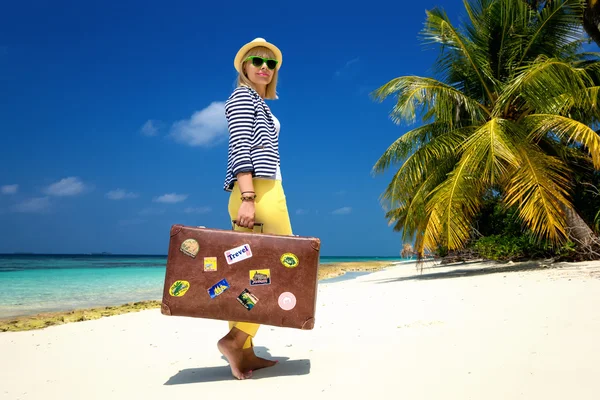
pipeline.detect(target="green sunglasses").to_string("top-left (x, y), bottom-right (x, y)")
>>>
top-left (245, 56), bottom-right (279, 70)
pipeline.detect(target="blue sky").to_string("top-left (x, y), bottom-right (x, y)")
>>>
top-left (1, 0), bottom-right (579, 256)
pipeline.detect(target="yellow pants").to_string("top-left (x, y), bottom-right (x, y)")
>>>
top-left (227, 178), bottom-right (293, 349)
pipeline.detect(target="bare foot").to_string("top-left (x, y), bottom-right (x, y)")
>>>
top-left (218, 337), bottom-right (252, 380)
top-left (243, 348), bottom-right (278, 372)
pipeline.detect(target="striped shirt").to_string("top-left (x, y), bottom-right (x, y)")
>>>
top-left (223, 85), bottom-right (281, 191)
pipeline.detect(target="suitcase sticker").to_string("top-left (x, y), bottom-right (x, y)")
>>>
top-left (208, 279), bottom-right (230, 298)
top-left (225, 244), bottom-right (252, 265)
top-left (204, 257), bottom-right (217, 272)
top-left (180, 239), bottom-right (199, 258)
top-left (169, 280), bottom-right (190, 297)
top-left (249, 269), bottom-right (271, 286)
top-left (237, 289), bottom-right (258, 310)
top-left (278, 292), bottom-right (296, 310)
top-left (280, 253), bottom-right (299, 268)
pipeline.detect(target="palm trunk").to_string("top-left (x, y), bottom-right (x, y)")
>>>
top-left (561, 204), bottom-right (600, 249)
top-left (583, 0), bottom-right (600, 46)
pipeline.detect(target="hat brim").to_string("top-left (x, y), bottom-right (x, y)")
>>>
top-left (234, 40), bottom-right (282, 73)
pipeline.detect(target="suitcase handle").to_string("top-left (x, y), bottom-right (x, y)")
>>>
top-left (231, 220), bottom-right (264, 233)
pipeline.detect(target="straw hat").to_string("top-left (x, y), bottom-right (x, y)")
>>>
top-left (234, 38), bottom-right (282, 73)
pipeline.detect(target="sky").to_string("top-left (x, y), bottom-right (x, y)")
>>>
top-left (2, 0), bottom-right (588, 256)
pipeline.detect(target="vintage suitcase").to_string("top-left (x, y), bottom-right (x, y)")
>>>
top-left (160, 223), bottom-right (321, 330)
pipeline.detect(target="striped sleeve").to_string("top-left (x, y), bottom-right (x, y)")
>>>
top-left (225, 87), bottom-right (255, 177)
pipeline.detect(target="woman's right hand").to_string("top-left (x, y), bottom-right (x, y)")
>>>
top-left (236, 200), bottom-right (256, 229)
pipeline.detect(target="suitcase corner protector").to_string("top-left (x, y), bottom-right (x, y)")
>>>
top-left (311, 239), bottom-right (321, 251)
top-left (170, 224), bottom-right (183, 237)
top-left (301, 318), bottom-right (315, 330)
top-left (160, 302), bottom-right (172, 316)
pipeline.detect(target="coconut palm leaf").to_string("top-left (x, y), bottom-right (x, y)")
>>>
top-left (503, 145), bottom-right (573, 243)
top-left (377, 125), bottom-right (475, 206)
top-left (459, 118), bottom-right (522, 185)
top-left (483, 0), bottom-right (532, 79)
top-left (371, 76), bottom-right (489, 126)
top-left (526, 114), bottom-right (600, 168)
top-left (372, 121), bottom-right (451, 175)
top-left (549, 86), bottom-right (600, 117)
top-left (420, 7), bottom-right (495, 103)
top-left (495, 56), bottom-right (596, 115)
top-left (519, 0), bottom-right (586, 66)
top-left (423, 152), bottom-right (486, 251)
top-left (384, 157), bottom-right (458, 243)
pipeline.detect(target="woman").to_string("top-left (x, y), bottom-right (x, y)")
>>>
top-left (217, 37), bottom-right (292, 380)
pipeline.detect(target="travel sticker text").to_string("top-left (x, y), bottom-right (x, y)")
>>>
top-left (225, 244), bottom-right (252, 265)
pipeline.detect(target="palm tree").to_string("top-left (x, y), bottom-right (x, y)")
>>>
top-left (372, 0), bottom-right (600, 259)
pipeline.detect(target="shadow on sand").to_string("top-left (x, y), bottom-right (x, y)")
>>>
top-left (164, 346), bottom-right (311, 384)
top-left (374, 260), bottom-right (559, 284)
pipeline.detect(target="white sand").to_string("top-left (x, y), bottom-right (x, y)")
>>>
top-left (2, 259), bottom-right (600, 400)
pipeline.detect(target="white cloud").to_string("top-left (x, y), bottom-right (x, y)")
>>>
top-left (332, 206), bottom-right (352, 215)
top-left (154, 193), bottom-right (188, 203)
top-left (44, 177), bottom-right (86, 196)
top-left (296, 209), bottom-right (309, 215)
top-left (169, 101), bottom-right (227, 147)
top-left (1, 184), bottom-right (18, 194)
top-left (12, 197), bottom-right (50, 213)
top-left (184, 206), bottom-right (212, 214)
top-left (106, 189), bottom-right (139, 200)
top-left (141, 120), bottom-right (159, 136)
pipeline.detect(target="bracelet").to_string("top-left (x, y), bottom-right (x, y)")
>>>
top-left (241, 194), bottom-right (256, 201)
top-left (241, 191), bottom-right (255, 195)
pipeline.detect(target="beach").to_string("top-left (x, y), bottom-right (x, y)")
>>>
top-left (2, 258), bottom-right (600, 399)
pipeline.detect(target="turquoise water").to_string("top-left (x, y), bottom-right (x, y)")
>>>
top-left (0, 254), bottom-right (408, 319)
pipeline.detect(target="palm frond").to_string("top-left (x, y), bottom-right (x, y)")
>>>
top-left (495, 56), bottom-right (596, 115)
top-left (548, 86), bottom-right (600, 119)
top-left (526, 114), bottom-right (600, 168)
top-left (488, 0), bottom-right (532, 80)
top-left (503, 144), bottom-right (573, 244)
top-left (459, 118), bottom-right (522, 185)
top-left (385, 157), bottom-right (458, 243)
top-left (518, 0), bottom-right (586, 66)
top-left (419, 7), bottom-right (495, 102)
top-left (371, 76), bottom-right (489, 126)
top-left (371, 122), bottom-right (448, 175)
top-left (377, 125), bottom-right (476, 206)
top-left (423, 152), bottom-right (485, 251)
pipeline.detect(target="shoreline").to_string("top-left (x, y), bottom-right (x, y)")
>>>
top-left (0, 260), bottom-right (411, 332)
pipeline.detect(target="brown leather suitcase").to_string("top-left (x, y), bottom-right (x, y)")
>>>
top-left (160, 223), bottom-right (321, 330)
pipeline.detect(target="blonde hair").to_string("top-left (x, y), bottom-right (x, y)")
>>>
top-left (237, 46), bottom-right (279, 100)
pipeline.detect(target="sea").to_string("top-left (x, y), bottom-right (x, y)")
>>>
top-left (0, 254), bottom-right (409, 319)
